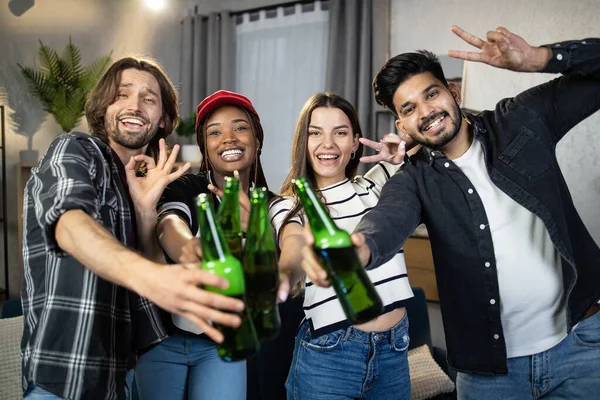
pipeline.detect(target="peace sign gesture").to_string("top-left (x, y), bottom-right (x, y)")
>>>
top-left (359, 133), bottom-right (407, 165)
top-left (448, 25), bottom-right (551, 72)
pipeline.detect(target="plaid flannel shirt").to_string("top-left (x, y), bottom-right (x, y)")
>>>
top-left (21, 132), bottom-right (166, 400)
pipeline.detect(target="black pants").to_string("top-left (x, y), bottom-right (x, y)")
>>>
top-left (246, 295), bottom-right (305, 400)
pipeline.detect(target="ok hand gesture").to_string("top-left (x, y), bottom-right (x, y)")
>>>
top-left (126, 138), bottom-right (190, 213)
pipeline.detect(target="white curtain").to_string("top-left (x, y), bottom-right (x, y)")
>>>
top-left (236, 2), bottom-right (329, 191)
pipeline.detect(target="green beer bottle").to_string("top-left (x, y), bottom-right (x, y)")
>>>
top-left (242, 187), bottom-right (281, 342)
top-left (217, 176), bottom-right (243, 260)
top-left (195, 193), bottom-right (259, 361)
top-left (293, 177), bottom-right (383, 324)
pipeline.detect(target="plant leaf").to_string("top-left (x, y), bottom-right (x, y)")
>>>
top-left (19, 39), bottom-right (112, 132)
top-left (82, 53), bottom-right (112, 92)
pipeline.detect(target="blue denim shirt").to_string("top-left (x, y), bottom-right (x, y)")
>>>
top-left (356, 38), bottom-right (600, 375)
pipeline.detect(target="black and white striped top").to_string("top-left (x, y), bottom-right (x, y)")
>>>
top-left (269, 163), bottom-right (413, 336)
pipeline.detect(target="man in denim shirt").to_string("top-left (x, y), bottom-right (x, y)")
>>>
top-left (301, 26), bottom-right (600, 399)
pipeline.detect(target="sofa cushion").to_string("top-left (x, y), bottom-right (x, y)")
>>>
top-left (408, 344), bottom-right (455, 400)
top-left (0, 316), bottom-right (24, 400)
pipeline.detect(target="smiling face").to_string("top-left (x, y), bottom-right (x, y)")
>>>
top-left (204, 105), bottom-right (258, 178)
top-left (393, 72), bottom-right (463, 151)
top-left (307, 106), bottom-right (359, 188)
top-left (104, 68), bottom-right (165, 150)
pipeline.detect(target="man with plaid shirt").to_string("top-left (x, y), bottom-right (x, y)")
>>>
top-left (21, 57), bottom-right (245, 400)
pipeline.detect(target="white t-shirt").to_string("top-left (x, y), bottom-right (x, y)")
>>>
top-left (269, 163), bottom-right (414, 336)
top-left (453, 139), bottom-right (567, 358)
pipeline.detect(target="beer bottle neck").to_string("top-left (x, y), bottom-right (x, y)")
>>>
top-left (246, 191), bottom-right (276, 252)
top-left (297, 184), bottom-right (338, 238)
top-left (198, 201), bottom-right (230, 262)
top-left (219, 180), bottom-right (241, 235)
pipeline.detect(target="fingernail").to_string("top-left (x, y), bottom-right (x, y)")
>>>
top-left (400, 141), bottom-right (406, 148)
top-left (279, 291), bottom-right (288, 303)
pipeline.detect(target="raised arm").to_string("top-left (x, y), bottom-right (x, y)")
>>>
top-left (449, 26), bottom-right (600, 142)
top-left (354, 166), bottom-right (422, 269)
top-left (276, 222), bottom-right (308, 302)
top-left (32, 136), bottom-right (242, 342)
top-left (157, 214), bottom-right (202, 264)
top-left (269, 196), bottom-right (308, 301)
top-left (56, 210), bottom-right (242, 341)
top-left (126, 139), bottom-right (190, 263)
top-left (155, 173), bottom-right (209, 263)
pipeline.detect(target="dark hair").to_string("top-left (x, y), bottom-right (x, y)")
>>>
top-left (196, 106), bottom-right (269, 190)
top-left (85, 56), bottom-right (179, 161)
top-left (279, 92), bottom-right (363, 224)
top-left (373, 50), bottom-right (448, 117)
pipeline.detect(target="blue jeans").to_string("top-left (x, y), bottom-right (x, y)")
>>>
top-left (457, 310), bottom-right (600, 399)
top-left (286, 314), bottom-right (411, 400)
top-left (24, 384), bottom-right (63, 399)
top-left (135, 332), bottom-right (246, 400)
top-left (25, 376), bottom-right (135, 400)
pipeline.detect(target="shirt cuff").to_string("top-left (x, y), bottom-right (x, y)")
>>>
top-left (540, 43), bottom-right (573, 74)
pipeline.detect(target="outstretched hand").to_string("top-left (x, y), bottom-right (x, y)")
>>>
top-left (207, 170), bottom-right (252, 231)
top-left (359, 133), bottom-right (407, 164)
top-left (138, 263), bottom-right (245, 343)
top-left (448, 25), bottom-right (551, 72)
top-left (125, 138), bottom-right (190, 212)
top-left (299, 224), bottom-right (372, 288)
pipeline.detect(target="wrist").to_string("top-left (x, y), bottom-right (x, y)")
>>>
top-left (530, 46), bottom-right (552, 72)
top-left (135, 208), bottom-right (158, 222)
top-left (126, 258), bottom-right (159, 298)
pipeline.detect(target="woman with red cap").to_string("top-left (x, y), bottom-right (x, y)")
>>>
top-left (134, 90), bottom-right (303, 400)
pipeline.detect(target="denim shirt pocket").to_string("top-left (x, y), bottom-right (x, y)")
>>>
top-left (499, 127), bottom-right (550, 180)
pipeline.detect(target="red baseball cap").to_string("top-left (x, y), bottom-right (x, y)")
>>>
top-left (195, 90), bottom-right (260, 132)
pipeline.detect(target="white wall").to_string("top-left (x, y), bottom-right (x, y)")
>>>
top-left (390, 0), bottom-right (600, 244)
top-left (0, 0), bottom-right (186, 297)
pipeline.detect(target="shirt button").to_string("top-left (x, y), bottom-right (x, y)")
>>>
top-left (468, 188), bottom-right (474, 194)
top-left (484, 261), bottom-right (491, 267)
top-left (554, 43), bottom-right (561, 47)
top-left (479, 224), bottom-right (486, 230)
top-left (556, 54), bottom-right (563, 61)
top-left (431, 151), bottom-right (436, 156)
top-left (490, 299), bottom-right (496, 305)
top-left (493, 334), bottom-right (500, 340)
top-left (582, 40), bottom-right (587, 44)
top-left (444, 162), bottom-right (450, 168)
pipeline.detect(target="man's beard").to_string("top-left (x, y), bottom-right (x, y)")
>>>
top-left (410, 104), bottom-right (462, 150)
top-left (106, 113), bottom-right (156, 150)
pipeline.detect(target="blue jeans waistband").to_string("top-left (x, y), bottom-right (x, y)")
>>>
top-left (302, 311), bottom-right (408, 344)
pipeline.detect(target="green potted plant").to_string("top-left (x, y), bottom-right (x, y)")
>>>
top-left (176, 113), bottom-right (202, 163)
top-left (17, 37), bottom-right (111, 162)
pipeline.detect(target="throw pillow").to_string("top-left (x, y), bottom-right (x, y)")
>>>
top-left (408, 344), bottom-right (455, 400)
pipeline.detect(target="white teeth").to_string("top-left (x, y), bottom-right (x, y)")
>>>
top-left (317, 154), bottom-right (338, 160)
top-left (222, 149), bottom-right (243, 157)
top-left (425, 116), bottom-right (444, 131)
top-left (121, 118), bottom-right (144, 126)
